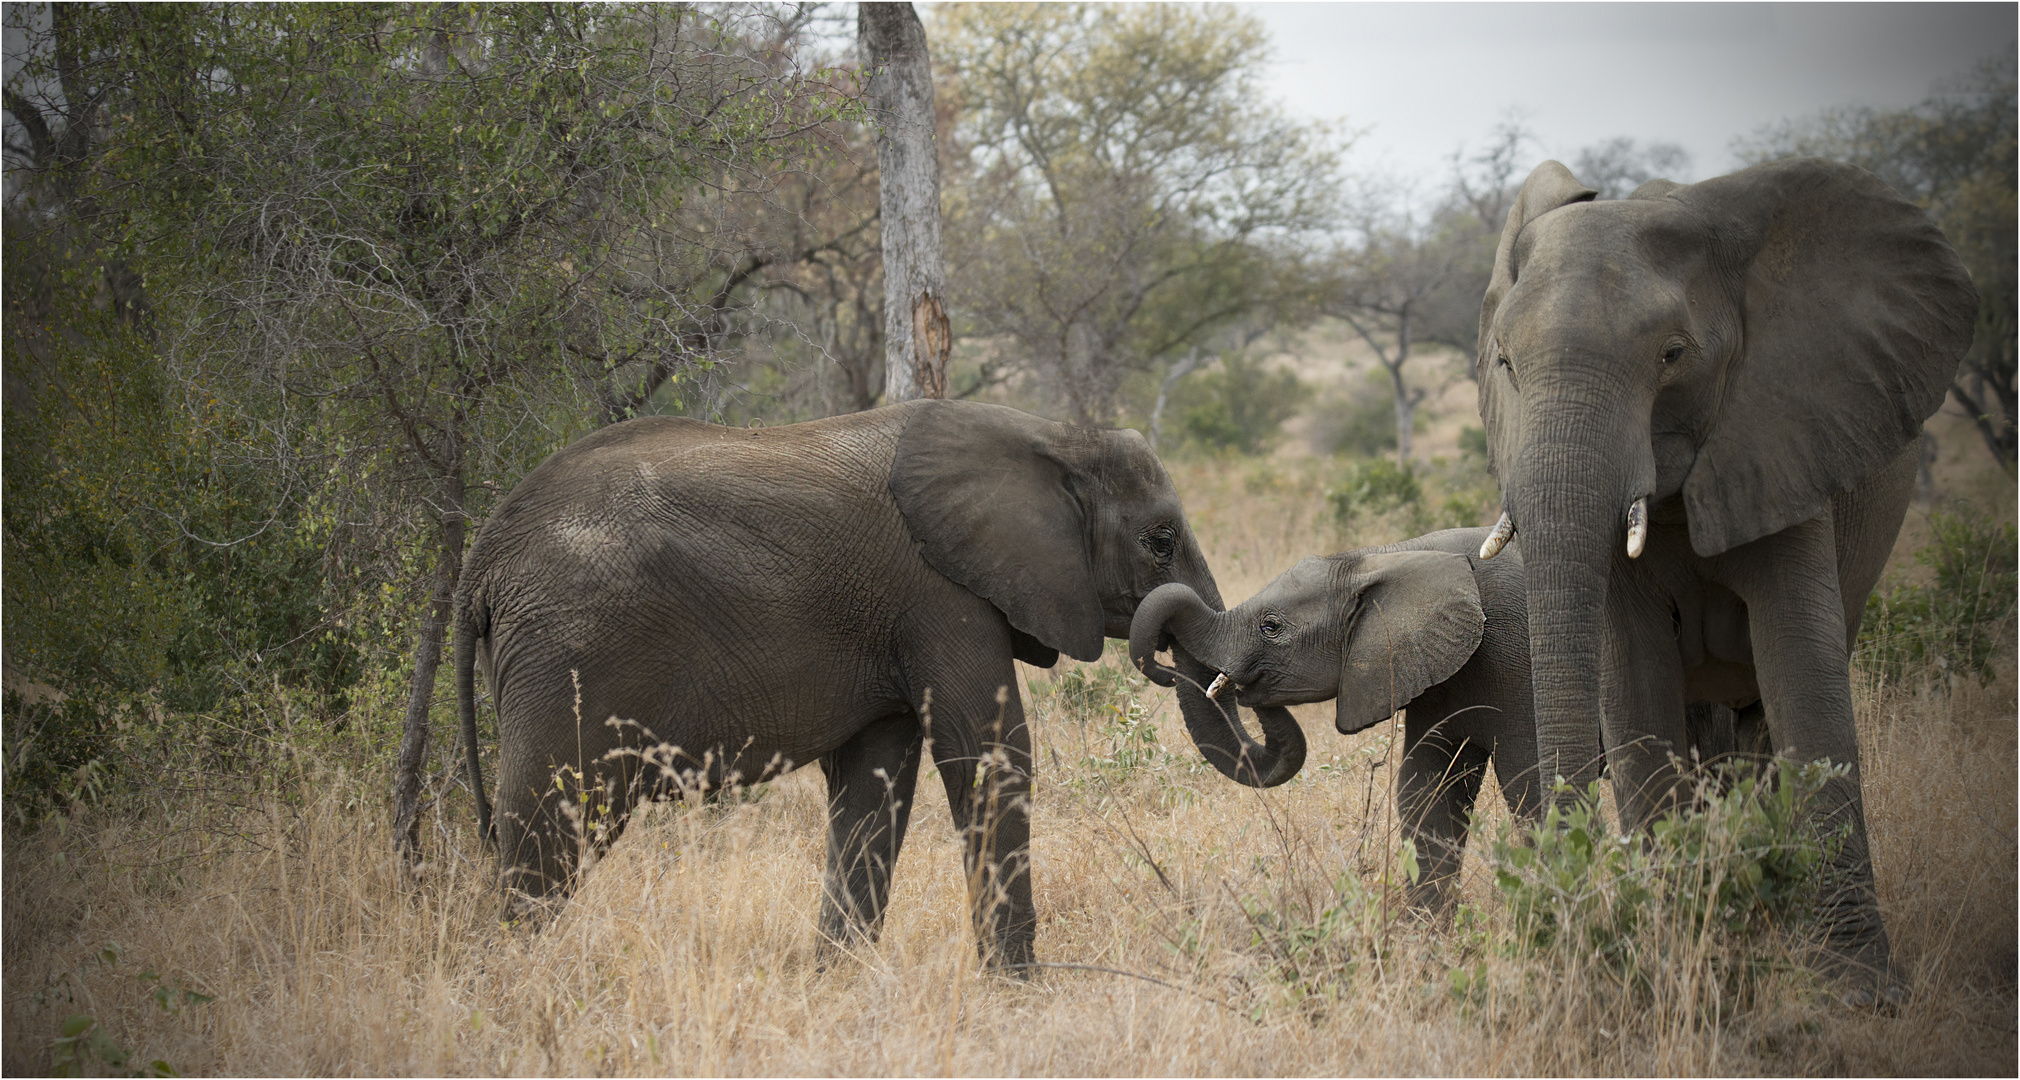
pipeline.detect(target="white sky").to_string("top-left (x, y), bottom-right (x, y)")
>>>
top-left (1250, 2), bottom-right (2017, 188)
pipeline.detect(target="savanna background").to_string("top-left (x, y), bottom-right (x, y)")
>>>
top-left (4, 4), bottom-right (2014, 1075)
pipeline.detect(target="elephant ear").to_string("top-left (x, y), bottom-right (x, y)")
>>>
top-left (1477, 162), bottom-right (1598, 478)
top-left (1335, 551), bottom-right (1486, 735)
top-left (890, 401), bottom-right (1106, 663)
top-left (1673, 157), bottom-right (1978, 556)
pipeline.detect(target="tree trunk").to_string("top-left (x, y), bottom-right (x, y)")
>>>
top-left (393, 467), bottom-right (467, 864)
top-left (1388, 304), bottom-right (1417, 465)
top-left (860, 2), bottom-right (949, 403)
top-left (1149, 347), bottom-right (1201, 452)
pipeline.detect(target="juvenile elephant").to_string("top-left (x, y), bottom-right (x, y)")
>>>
top-left (1129, 528), bottom-right (1761, 910)
top-left (1131, 527), bottom-right (1536, 909)
top-left (1474, 157), bottom-right (1977, 995)
top-left (452, 400), bottom-right (1305, 969)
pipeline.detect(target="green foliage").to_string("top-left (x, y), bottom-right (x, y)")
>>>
top-left (1308, 391), bottom-right (1397, 458)
top-left (1489, 762), bottom-right (1846, 983)
top-left (1457, 425), bottom-right (1489, 459)
top-left (2, 4), bottom-right (844, 817)
top-left (1167, 354), bottom-right (1304, 455)
top-left (1327, 458), bottom-right (1422, 518)
top-left (1859, 509), bottom-right (2018, 686)
top-left (936, 2), bottom-right (1342, 423)
top-left (1031, 650), bottom-right (1194, 805)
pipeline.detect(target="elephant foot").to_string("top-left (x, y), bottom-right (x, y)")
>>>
top-left (1809, 935), bottom-right (1906, 1012)
top-left (980, 934), bottom-right (1036, 978)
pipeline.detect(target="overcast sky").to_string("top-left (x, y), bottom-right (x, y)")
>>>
top-left (1250, 2), bottom-right (2017, 189)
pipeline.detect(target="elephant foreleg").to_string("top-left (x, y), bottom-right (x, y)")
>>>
top-left (928, 681), bottom-right (1036, 972)
top-left (1720, 516), bottom-right (1894, 987)
top-left (1397, 706), bottom-right (1491, 914)
top-left (817, 712), bottom-right (926, 965)
top-left (1600, 562), bottom-right (1691, 832)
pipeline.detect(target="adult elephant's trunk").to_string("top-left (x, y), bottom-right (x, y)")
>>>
top-left (1130, 582), bottom-right (1306, 788)
top-left (1501, 413), bottom-right (1646, 803)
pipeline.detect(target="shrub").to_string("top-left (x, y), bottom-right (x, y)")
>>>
top-left (1458, 425), bottom-right (1489, 459)
top-left (1488, 761), bottom-right (1846, 989)
top-left (1326, 458), bottom-right (1421, 520)
top-left (1858, 509), bottom-right (2018, 686)
top-left (1168, 354), bottom-right (1304, 456)
top-left (1309, 392), bottom-right (1397, 458)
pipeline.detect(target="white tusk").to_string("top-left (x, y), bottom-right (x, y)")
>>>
top-left (1479, 512), bottom-right (1516, 560)
top-left (1626, 497), bottom-right (1648, 559)
top-left (1204, 673), bottom-right (1229, 700)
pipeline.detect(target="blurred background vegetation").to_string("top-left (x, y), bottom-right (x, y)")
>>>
top-left (2, 2), bottom-right (2013, 826)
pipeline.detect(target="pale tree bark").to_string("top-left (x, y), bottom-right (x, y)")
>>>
top-left (1340, 308), bottom-right (1426, 465)
top-left (860, 2), bottom-right (949, 402)
top-left (1148, 347), bottom-right (1202, 452)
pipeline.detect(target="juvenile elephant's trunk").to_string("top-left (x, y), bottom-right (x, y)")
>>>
top-left (1131, 582), bottom-right (1305, 788)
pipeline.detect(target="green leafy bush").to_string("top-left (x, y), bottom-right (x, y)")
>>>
top-left (1457, 425), bottom-right (1489, 459)
top-left (1168, 354), bottom-right (1304, 456)
top-left (1488, 761), bottom-right (1846, 982)
top-left (1858, 509), bottom-right (2017, 686)
top-left (1309, 392), bottom-right (1398, 458)
top-left (1326, 457), bottom-right (1422, 520)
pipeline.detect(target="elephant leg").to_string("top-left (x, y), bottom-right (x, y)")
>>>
top-left (494, 757), bottom-right (614, 919)
top-left (1684, 702), bottom-right (1738, 767)
top-left (816, 712), bottom-right (925, 964)
top-left (1734, 700), bottom-right (1773, 759)
top-left (1599, 570), bottom-right (1690, 833)
top-left (1720, 517), bottom-right (1893, 985)
top-left (1397, 706), bottom-right (1491, 914)
top-left (925, 675), bottom-right (1036, 972)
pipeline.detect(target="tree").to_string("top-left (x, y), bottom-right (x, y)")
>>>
top-left (4, 3), bottom-right (847, 845)
top-left (934, 3), bottom-right (1341, 425)
top-left (1570, 137), bottom-right (1692, 200)
top-left (1735, 55), bottom-right (2016, 468)
top-left (1408, 121), bottom-right (1534, 365)
top-left (859, 2), bottom-right (949, 401)
top-left (1324, 185), bottom-right (1465, 464)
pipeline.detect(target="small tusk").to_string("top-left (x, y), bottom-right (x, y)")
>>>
top-left (1204, 673), bottom-right (1229, 700)
top-left (1479, 512), bottom-right (1516, 560)
top-left (1626, 497), bottom-right (1648, 559)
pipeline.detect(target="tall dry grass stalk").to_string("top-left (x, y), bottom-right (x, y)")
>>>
top-left (5, 455), bottom-right (2014, 1076)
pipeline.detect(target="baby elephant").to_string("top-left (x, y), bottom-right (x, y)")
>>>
top-left (1131, 527), bottom-right (1541, 909)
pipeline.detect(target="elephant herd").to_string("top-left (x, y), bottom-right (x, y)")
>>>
top-left (450, 158), bottom-right (1976, 1002)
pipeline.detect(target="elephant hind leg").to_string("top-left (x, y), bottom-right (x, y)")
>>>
top-left (816, 712), bottom-right (925, 967)
top-left (494, 761), bottom-right (633, 923)
top-left (1398, 707), bottom-right (1492, 915)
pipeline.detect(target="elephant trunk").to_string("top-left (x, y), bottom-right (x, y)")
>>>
top-left (1504, 408), bottom-right (1649, 802)
top-left (1131, 582), bottom-right (1306, 788)
top-left (1129, 581), bottom-right (1220, 687)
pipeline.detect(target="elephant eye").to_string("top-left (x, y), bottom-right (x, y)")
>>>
top-left (1259, 614), bottom-right (1286, 641)
top-left (1662, 344), bottom-right (1686, 364)
top-left (1496, 348), bottom-right (1518, 388)
top-left (1142, 525), bottom-right (1177, 561)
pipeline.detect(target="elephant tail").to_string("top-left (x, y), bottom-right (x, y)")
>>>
top-left (455, 594), bottom-right (495, 849)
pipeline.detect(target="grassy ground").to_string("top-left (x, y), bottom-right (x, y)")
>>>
top-left (5, 420), bottom-right (2014, 1075)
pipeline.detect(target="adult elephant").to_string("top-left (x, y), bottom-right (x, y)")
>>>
top-left (451, 400), bottom-right (1305, 970)
top-left (1474, 157), bottom-right (1976, 997)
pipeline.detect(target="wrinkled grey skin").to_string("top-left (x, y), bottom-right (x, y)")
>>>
top-left (1133, 528), bottom-right (1539, 910)
top-left (1476, 157), bottom-right (1977, 996)
top-left (452, 400), bottom-right (1304, 970)
top-left (1131, 529), bottom-right (1757, 912)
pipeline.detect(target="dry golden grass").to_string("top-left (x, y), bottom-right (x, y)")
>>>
top-left (5, 452), bottom-right (2014, 1077)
